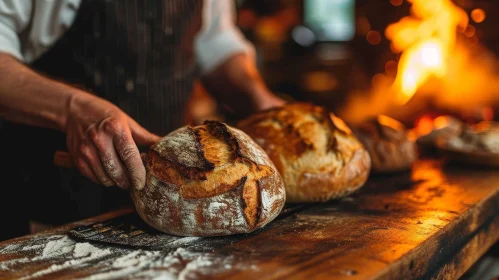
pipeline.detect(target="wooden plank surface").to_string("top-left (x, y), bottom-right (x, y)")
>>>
top-left (0, 159), bottom-right (498, 280)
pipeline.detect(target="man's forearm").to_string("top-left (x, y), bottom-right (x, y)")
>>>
top-left (0, 53), bottom-right (160, 189)
top-left (0, 53), bottom-right (85, 130)
top-left (201, 54), bottom-right (284, 117)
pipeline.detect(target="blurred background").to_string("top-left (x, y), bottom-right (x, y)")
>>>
top-left (188, 0), bottom-right (499, 132)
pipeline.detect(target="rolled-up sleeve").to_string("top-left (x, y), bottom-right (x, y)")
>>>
top-left (194, 0), bottom-right (255, 74)
top-left (0, 0), bottom-right (32, 61)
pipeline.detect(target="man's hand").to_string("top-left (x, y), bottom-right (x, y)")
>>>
top-left (0, 53), bottom-right (159, 190)
top-left (65, 93), bottom-right (160, 190)
top-left (202, 54), bottom-right (286, 118)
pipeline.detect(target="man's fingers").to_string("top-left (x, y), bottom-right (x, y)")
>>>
top-left (79, 141), bottom-right (115, 187)
top-left (128, 117), bottom-right (161, 146)
top-left (113, 128), bottom-right (146, 190)
top-left (90, 130), bottom-right (131, 189)
top-left (68, 129), bottom-right (100, 185)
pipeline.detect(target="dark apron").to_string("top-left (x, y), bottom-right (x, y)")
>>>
top-left (1, 0), bottom-right (202, 227)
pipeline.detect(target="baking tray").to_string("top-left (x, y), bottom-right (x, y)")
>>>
top-left (68, 204), bottom-right (309, 250)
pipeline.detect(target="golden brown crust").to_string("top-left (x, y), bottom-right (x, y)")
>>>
top-left (352, 115), bottom-right (417, 173)
top-left (296, 149), bottom-right (371, 201)
top-left (415, 116), bottom-right (464, 149)
top-left (237, 103), bottom-right (371, 203)
top-left (132, 121), bottom-right (285, 236)
top-left (437, 121), bottom-right (499, 154)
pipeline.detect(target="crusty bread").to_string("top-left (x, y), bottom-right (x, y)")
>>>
top-left (131, 121), bottom-right (286, 237)
top-left (352, 115), bottom-right (417, 173)
top-left (415, 115), bottom-right (464, 149)
top-left (237, 103), bottom-right (371, 203)
top-left (439, 121), bottom-right (499, 154)
top-left (434, 121), bottom-right (499, 167)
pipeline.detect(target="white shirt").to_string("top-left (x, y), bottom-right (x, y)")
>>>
top-left (0, 0), bottom-right (253, 73)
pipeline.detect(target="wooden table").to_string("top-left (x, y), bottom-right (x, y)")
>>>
top-left (0, 159), bottom-right (498, 279)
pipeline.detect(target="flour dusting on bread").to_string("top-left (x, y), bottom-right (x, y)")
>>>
top-left (132, 121), bottom-right (286, 236)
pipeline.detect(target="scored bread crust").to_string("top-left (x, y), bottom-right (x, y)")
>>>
top-left (351, 116), bottom-right (417, 173)
top-left (131, 121), bottom-right (286, 237)
top-left (237, 103), bottom-right (371, 203)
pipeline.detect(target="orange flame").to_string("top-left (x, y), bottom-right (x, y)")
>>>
top-left (386, 0), bottom-right (468, 104)
top-left (337, 1), bottom-right (499, 125)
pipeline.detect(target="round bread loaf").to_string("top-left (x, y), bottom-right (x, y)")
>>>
top-left (352, 115), bottom-right (417, 173)
top-left (132, 121), bottom-right (286, 236)
top-left (415, 115), bottom-right (464, 149)
top-left (237, 103), bottom-right (371, 203)
top-left (440, 121), bottom-right (499, 154)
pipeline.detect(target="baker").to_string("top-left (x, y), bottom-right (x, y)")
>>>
top-left (0, 0), bottom-right (284, 239)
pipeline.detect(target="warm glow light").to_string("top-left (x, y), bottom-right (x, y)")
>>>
top-left (482, 107), bottom-right (494, 121)
top-left (390, 0), bottom-right (403, 7)
top-left (416, 115), bottom-right (435, 135)
top-left (468, 35), bottom-right (479, 45)
top-left (471, 9), bottom-right (486, 23)
top-left (302, 71), bottom-right (338, 92)
top-left (421, 43), bottom-right (443, 67)
top-left (434, 116), bottom-right (450, 129)
top-left (378, 115), bottom-right (405, 131)
top-left (372, 73), bottom-right (386, 87)
top-left (385, 60), bottom-right (398, 76)
top-left (393, 40), bottom-right (447, 104)
top-left (338, 0), bottom-right (499, 126)
top-left (387, 0), bottom-right (468, 104)
top-left (367, 31), bottom-right (382, 45)
top-left (464, 25), bottom-right (476, 38)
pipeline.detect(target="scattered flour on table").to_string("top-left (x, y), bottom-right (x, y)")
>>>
top-left (20, 236), bottom-right (113, 280)
top-left (162, 237), bottom-right (203, 248)
top-left (0, 237), bottom-right (63, 270)
top-left (161, 247), bottom-right (259, 280)
top-left (77, 245), bottom-right (259, 280)
top-left (83, 250), bottom-right (168, 280)
top-left (0, 235), bottom-right (259, 280)
top-left (37, 236), bottom-right (75, 259)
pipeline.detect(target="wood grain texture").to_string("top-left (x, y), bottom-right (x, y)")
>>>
top-left (0, 159), bottom-right (498, 280)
